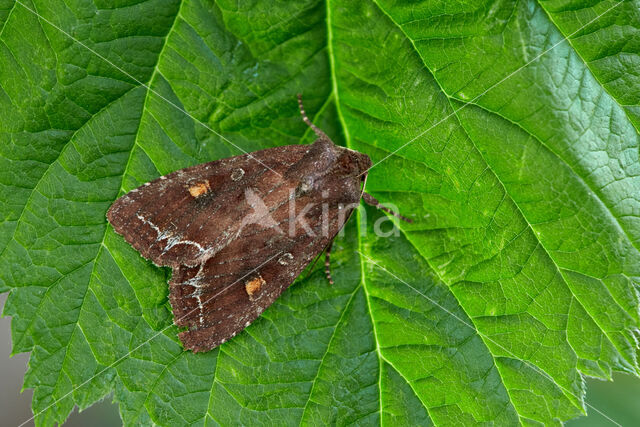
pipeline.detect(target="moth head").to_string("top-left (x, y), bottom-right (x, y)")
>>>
top-left (335, 146), bottom-right (372, 179)
top-left (310, 135), bottom-right (372, 178)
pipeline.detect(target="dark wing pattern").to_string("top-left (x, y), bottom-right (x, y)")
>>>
top-left (107, 145), bottom-right (309, 268)
top-left (108, 140), bottom-right (366, 352)
top-left (170, 182), bottom-right (357, 352)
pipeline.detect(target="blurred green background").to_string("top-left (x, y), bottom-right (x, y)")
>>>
top-left (567, 372), bottom-right (640, 426)
top-left (2, 292), bottom-right (638, 425)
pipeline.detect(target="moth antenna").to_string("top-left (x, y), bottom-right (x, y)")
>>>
top-left (297, 93), bottom-right (330, 142)
top-left (363, 192), bottom-right (413, 223)
top-left (324, 242), bottom-right (334, 285)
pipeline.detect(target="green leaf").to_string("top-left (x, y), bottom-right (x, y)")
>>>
top-left (1, 0), bottom-right (638, 425)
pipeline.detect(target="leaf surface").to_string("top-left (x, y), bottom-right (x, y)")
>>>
top-left (0, 0), bottom-right (638, 425)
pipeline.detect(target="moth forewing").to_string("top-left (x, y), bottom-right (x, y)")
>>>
top-left (107, 96), bottom-right (381, 352)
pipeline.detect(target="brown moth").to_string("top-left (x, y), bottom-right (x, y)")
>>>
top-left (107, 95), bottom-right (410, 352)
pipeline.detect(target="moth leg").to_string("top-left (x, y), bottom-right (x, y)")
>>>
top-left (304, 239), bottom-right (334, 282)
top-left (324, 241), bottom-right (334, 285)
top-left (362, 192), bottom-right (413, 223)
top-left (297, 94), bottom-right (329, 141)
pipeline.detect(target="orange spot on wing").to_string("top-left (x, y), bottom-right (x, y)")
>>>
top-left (188, 180), bottom-right (211, 198)
top-left (245, 276), bottom-right (265, 298)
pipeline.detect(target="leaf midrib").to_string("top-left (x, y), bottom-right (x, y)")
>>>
top-left (326, 0), bottom-right (441, 423)
top-left (366, 0), bottom-right (524, 417)
top-left (7, 1), bottom-right (638, 424)
top-left (326, 0), bottom-right (605, 419)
